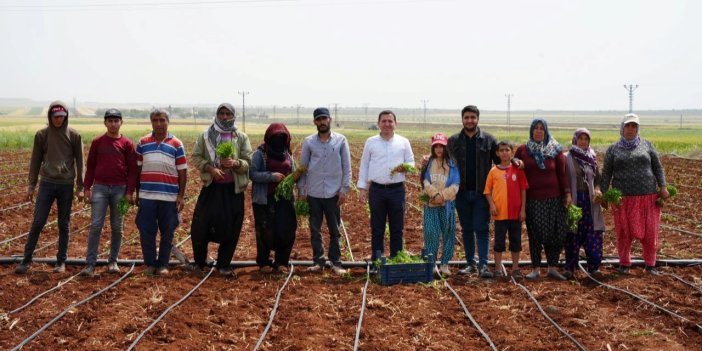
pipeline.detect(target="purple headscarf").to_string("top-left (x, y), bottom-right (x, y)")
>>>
top-left (616, 114), bottom-right (641, 150)
top-left (570, 128), bottom-right (597, 182)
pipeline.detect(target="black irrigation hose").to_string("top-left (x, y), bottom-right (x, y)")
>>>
top-left (0, 208), bottom-right (89, 246)
top-left (508, 265), bottom-right (589, 351)
top-left (0, 201), bottom-right (31, 212)
top-left (442, 270), bottom-right (498, 351)
top-left (126, 265), bottom-right (215, 351)
top-left (663, 272), bottom-right (702, 295)
top-left (577, 262), bottom-right (702, 332)
top-left (10, 263), bottom-right (135, 351)
top-left (0, 271), bottom-right (82, 318)
top-left (353, 264), bottom-right (371, 351)
top-left (253, 263), bottom-right (296, 351)
top-left (661, 224), bottom-right (702, 238)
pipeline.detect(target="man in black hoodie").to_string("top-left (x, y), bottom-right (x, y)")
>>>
top-left (16, 101), bottom-right (84, 274)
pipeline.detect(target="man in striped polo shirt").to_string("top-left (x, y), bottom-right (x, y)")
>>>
top-left (135, 109), bottom-right (188, 276)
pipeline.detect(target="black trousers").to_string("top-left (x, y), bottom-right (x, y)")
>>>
top-left (190, 183), bottom-right (244, 269)
top-left (253, 195), bottom-right (297, 268)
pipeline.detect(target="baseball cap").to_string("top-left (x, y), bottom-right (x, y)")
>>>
top-left (431, 132), bottom-right (448, 146)
top-left (104, 108), bottom-right (122, 119)
top-left (313, 107), bottom-right (330, 120)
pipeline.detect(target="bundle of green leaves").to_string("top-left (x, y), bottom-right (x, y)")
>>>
top-left (602, 188), bottom-right (623, 206)
top-left (295, 199), bottom-right (310, 216)
top-left (389, 163), bottom-right (417, 177)
top-left (656, 184), bottom-right (679, 207)
top-left (567, 204), bottom-right (583, 233)
top-left (216, 142), bottom-right (235, 159)
top-left (418, 193), bottom-right (430, 202)
top-left (118, 197), bottom-right (130, 216)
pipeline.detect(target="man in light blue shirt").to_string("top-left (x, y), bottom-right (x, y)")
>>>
top-left (358, 110), bottom-right (415, 262)
top-left (298, 107), bottom-right (352, 274)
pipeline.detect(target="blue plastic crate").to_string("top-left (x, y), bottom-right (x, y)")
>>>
top-left (377, 250), bottom-right (435, 286)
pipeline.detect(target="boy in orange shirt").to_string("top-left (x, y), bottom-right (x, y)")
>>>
top-left (484, 141), bottom-right (528, 278)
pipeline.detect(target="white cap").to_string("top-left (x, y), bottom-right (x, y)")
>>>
top-left (622, 113), bottom-right (639, 125)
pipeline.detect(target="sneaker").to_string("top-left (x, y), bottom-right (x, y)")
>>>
top-left (331, 265), bottom-right (347, 275)
top-left (617, 266), bottom-right (630, 274)
top-left (511, 269), bottom-right (524, 279)
top-left (144, 266), bottom-right (157, 276)
top-left (563, 270), bottom-right (574, 280)
top-left (458, 264), bottom-right (477, 275)
top-left (645, 266), bottom-right (661, 276)
top-left (590, 270), bottom-right (603, 278)
top-left (80, 265), bottom-right (96, 277)
top-left (307, 265), bottom-right (323, 272)
top-left (15, 263), bottom-right (31, 275)
top-left (547, 270), bottom-right (567, 281)
top-left (107, 262), bottom-right (120, 274)
top-left (218, 267), bottom-right (236, 277)
top-left (526, 269), bottom-right (540, 280)
top-left (54, 263), bottom-right (66, 273)
top-left (478, 265), bottom-right (494, 279)
top-left (156, 267), bottom-right (169, 276)
top-left (259, 266), bottom-right (274, 273)
top-left (493, 269), bottom-right (505, 278)
top-left (439, 264), bottom-right (451, 277)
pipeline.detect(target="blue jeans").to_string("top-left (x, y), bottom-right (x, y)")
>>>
top-left (308, 195), bottom-right (342, 266)
top-left (85, 185), bottom-right (125, 266)
top-left (22, 181), bottom-right (74, 264)
top-left (136, 198), bottom-right (179, 268)
top-left (369, 184), bottom-right (405, 260)
top-left (454, 190), bottom-right (491, 267)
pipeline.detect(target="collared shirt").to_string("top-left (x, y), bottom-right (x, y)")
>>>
top-left (136, 132), bottom-right (187, 202)
top-left (357, 133), bottom-right (415, 189)
top-left (298, 131), bottom-right (352, 198)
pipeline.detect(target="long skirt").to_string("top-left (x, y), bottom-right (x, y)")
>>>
top-left (612, 193), bottom-right (660, 267)
top-left (253, 195), bottom-right (297, 268)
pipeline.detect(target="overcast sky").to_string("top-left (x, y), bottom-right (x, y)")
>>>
top-left (1, 0), bottom-right (700, 110)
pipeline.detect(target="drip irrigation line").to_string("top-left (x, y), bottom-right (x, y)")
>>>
top-left (254, 263), bottom-right (295, 351)
top-left (34, 224), bottom-right (92, 253)
top-left (578, 262), bottom-right (702, 332)
top-left (663, 272), bottom-right (702, 295)
top-left (1, 172), bottom-right (28, 177)
top-left (10, 264), bottom-right (135, 351)
top-left (1, 271), bottom-right (81, 318)
top-left (441, 267), bottom-right (498, 351)
top-left (661, 224), bottom-right (702, 238)
top-left (407, 202), bottom-right (423, 214)
top-left (353, 264), bottom-right (371, 351)
top-left (126, 265), bottom-right (215, 351)
top-left (669, 182), bottom-right (702, 191)
top-left (0, 208), bottom-right (89, 245)
top-left (0, 201), bottom-right (31, 212)
top-left (508, 264), bottom-right (589, 351)
top-left (662, 212), bottom-right (702, 226)
top-left (340, 218), bottom-right (355, 261)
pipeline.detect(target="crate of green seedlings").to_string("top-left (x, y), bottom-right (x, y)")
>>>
top-left (375, 249), bottom-right (435, 286)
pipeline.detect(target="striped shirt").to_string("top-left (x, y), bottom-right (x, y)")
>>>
top-left (136, 132), bottom-right (187, 202)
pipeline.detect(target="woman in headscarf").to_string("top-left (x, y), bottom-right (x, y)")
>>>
top-left (515, 118), bottom-right (571, 280)
top-left (564, 128), bottom-right (604, 279)
top-left (189, 103), bottom-right (252, 277)
top-left (250, 123), bottom-right (298, 273)
top-left (602, 113), bottom-right (668, 275)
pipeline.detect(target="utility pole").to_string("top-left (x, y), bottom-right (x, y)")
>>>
top-left (623, 84), bottom-right (639, 113)
top-left (238, 91), bottom-right (249, 132)
top-left (332, 103), bottom-right (339, 127)
top-left (72, 97), bottom-right (78, 117)
top-left (273, 105), bottom-right (276, 119)
top-left (192, 106), bottom-right (196, 129)
top-left (296, 104), bottom-right (301, 125)
top-left (420, 99), bottom-right (428, 127)
top-left (505, 94), bottom-right (513, 136)
top-left (363, 103), bottom-right (369, 122)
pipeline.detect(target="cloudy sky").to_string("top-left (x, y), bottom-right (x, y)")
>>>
top-left (0, 0), bottom-right (700, 110)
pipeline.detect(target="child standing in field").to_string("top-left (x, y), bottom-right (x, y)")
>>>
top-left (484, 141), bottom-right (528, 278)
top-left (420, 133), bottom-right (460, 276)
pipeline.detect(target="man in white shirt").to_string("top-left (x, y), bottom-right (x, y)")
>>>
top-left (358, 110), bottom-right (415, 262)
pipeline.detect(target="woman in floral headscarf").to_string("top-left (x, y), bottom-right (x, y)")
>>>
top-left (564, 128), bottom-right (604, 279)
top-left (515, 118), bottom-right (571, 280)
top-left (602, 113), bottom-right (668, 276)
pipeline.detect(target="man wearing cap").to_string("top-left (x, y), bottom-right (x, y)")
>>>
top-left (79, 108), bottom-right (138, 277)
top-left (189, 103), bottom-right (252, 277)
top-left (15, 101), bottom-right (84, 274)
top-left (358, 110), bottom-right (415, 264)
top-left (298, 107), bottom-right (352, 274)
top-left (135, 109), bottom-right (188, 276)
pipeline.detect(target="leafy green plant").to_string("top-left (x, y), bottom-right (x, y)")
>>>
top-left (567, 204), bottom-right (582, 232)
top-left (118, 197), bottom-right (130, 216)
top-left (275, 165), bottom-right (308, 202)
top-left (656, 184), bottom-right (679, 207)
top-left (418, 193), bottom-right (430, 203)
top-left (389, 163), bottom-right (416, 177)
top-left (215, 142), bottom-right (235, 159)
top-left (602, 188), bottom-right (623, 206)
top-left (295, 199), bottom-right (310, 216)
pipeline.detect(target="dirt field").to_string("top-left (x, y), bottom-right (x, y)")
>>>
top-left (1, 140), bottom-right (701, 351)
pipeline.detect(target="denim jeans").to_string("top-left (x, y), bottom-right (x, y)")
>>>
top-left (22, 181), bottom-right (74, 264)
top-left (308, 195), bottom-right (342, 266)
top-left (85, 184), bottom-right (125, 266)
top-left (454, 190), bottom-right (491, 267)
top-left (136, 198), bottom-right (179, 268)
top-left (369, 184), bottom-right (405, 261)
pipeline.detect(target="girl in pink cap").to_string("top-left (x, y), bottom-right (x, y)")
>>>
top-left (420, 133), bottom-right (460, 276)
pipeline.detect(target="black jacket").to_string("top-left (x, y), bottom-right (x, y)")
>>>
top-left (447, 127), bottom-right (500, 192)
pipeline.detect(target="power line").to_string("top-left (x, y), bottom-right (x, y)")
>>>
top-left (623, 84), bottom-right (639, 113)
top-left (505, 93), bottom-right (513, 136)
top-left (238, 91), bottom-right (249, 132)
top-left (420, 99), bottom-right (428, 126)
